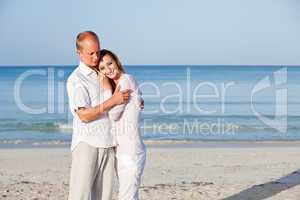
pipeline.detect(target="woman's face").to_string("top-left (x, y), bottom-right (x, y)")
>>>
top-left (99, 54), bottom-right (121, 80)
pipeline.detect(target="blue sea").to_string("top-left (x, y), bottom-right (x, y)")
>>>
top-left (0, 65), bottom-right (300, 143)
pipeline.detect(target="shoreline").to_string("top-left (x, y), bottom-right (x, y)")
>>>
top-left (1, 139), bottom-right (300, 149)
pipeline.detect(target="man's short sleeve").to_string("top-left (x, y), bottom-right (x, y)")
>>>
top-left (74, 85), bottom-right (90, 109)
top-left (67, 80), bottom-right (91, 115)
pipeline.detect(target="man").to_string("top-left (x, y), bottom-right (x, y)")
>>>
top-left (67, 31), bottom-right (130, 200)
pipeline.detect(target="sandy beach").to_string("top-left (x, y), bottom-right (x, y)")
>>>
top-left (1, 141), bottom-right (300, 200)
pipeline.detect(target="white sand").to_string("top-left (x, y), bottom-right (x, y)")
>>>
top-left (1, 141), bottom-right (300, 200)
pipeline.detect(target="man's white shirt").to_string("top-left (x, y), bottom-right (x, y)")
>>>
top-left (67, 62), bottom-right (116, 151)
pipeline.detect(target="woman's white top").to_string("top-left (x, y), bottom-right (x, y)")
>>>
top-left (108, 74), bottom-right (146, 157)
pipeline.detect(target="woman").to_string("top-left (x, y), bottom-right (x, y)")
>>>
top-left (98, 49), bottom-right (146, 200)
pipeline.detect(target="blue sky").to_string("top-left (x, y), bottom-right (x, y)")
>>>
top-left (1, 0), bottom-right (300, 66)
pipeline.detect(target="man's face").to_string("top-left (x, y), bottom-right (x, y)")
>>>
top-left (77, 37), bottom-right (100, 68)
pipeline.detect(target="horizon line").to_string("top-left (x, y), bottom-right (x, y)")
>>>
top-left (0, 64), bottom-right (300, 68)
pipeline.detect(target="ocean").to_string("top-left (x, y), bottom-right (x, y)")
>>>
top-left (0, 65), bottom-right (300, 143)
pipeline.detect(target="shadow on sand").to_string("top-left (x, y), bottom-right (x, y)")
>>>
top-left (222, 169), bottom-right (300, 200)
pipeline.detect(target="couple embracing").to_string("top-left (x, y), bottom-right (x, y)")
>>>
top-left (67, 31), bottom-right (146, 200)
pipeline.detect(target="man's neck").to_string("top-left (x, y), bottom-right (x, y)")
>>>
top-left (81, 62), bottom-right (99, 73)
top-left (87, 65), bottom-right (97, 71)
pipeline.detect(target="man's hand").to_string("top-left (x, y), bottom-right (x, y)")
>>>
top-left (75, 86), bottom-right (131, 123)
top-left (140, 99), bottom-right (144, 109)
top-left (112, 86), bottom-right (131, 105)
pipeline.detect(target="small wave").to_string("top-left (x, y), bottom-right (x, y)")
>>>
top-left (0, 122), bottom-right (72, 132)
top-left (0, 116), bottom-right (300, 134)
top-left (141, 119), bottom-right (300, 133)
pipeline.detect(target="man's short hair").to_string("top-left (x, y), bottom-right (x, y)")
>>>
top-left (76, 31), bottom-right (99, 50)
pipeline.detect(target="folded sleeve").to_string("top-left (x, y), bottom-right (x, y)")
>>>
top-left (67, 80), bottom-right (90, 116)
top-left (74, 86), bottom-right (90, 109)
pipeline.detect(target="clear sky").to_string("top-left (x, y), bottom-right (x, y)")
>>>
top-left (1, 0), bottom-right (300, 66)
